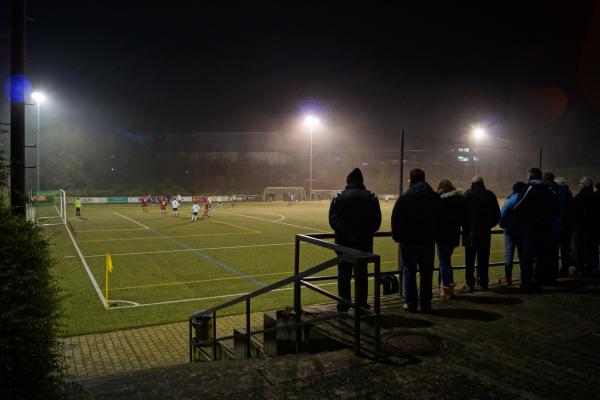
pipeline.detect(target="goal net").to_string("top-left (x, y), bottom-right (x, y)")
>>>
top-left (311, 189), bottom-right (341, 201)
top-left (263, 187), bottom-right (307, 201)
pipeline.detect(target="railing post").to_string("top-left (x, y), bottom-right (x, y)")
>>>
top-left (374, 257), bottom-right (381, 353)
top-left (353, 259), bottom-right (361, 355)
top-left (294, 236), bottom-right (302, 352)
top-left (212, 311), bottom-right (217, 361)
top-left (188, 318), bottom-right (193, 362)
top-left (245, 298), bottom-right (251, 358)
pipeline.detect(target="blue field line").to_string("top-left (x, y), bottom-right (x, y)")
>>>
top-left (149, 227), bottom-right (268, 288)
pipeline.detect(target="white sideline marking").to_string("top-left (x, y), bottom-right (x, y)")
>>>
top-left (110, 281), bottom-right (339, 310)
top-left (215, 210), bottom-right (329, 233)
top-left (38, 216), bottom-right (61, 220)
top-left (77, 231), bottom-right (255, 243)
top-left (113, 212), bottom-right (151, 229)
top-left (64, 242), bottom-right (295, 259)
top-left (39, 222), bottom-right (65, 227)
top-left (76, 227), bottom-right (148, 233)
top-left (241, 211), bottom-right (286, 222)
top-left (64, 221), bottom-right (107, 307)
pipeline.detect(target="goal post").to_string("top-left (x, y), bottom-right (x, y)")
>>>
top-left (52, 189), bottom-right (67, 225)
top-left (311, 189), bottom-right (341, 201)
top-left (263, 187), bottom-right (307, 201)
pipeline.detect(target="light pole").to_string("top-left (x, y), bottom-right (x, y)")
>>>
top-left (303, 115), bottom-right (320, 200)
top-left (31, 91), bottom-right (47, 197)
top-left (471, 125), bottom-right (486, 176)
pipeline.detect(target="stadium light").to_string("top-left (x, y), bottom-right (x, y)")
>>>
top-left (470, 124), bottom-right (486, 175)
top-left (303, 115), bottom-right (320, 200)
top-left (31, 91), bottom-right (48, 198)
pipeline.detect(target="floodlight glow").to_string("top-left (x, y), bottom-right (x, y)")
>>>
top-left (304, 115), bottom-right (320, 129)
top-left (471, 126), bottom-right (486, 142)
top-left (32, 91), bottom-right (47, 104)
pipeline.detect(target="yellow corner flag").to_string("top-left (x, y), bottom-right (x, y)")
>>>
top-left (105, 254), bottom-right (113, 310)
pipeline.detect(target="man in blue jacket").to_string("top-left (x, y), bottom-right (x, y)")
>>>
top-left (514, 168), bottom-right (560, 292)
top-left (329, 168), bottom-right (381, 312)
top-left (392, 168), bottom-right (442, 312)
top-left (499, 181), bottom-right (527, 285)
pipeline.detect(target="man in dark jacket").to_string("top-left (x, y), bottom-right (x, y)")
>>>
top-left (573, 177), bottom-right (597, 276)
top-left (555, 177), bottom-right (574, 276)
top-left (514, 168), bottom-right (560, 292)
top-left (329, 168), bottom-right (381, 312)
top-left (392, 168), bottom-right (442, 312)
top-left (462, 176), bottom-right (500, 292)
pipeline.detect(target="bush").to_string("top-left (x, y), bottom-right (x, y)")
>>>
top-left (0, 200), bottom-right (64, 399)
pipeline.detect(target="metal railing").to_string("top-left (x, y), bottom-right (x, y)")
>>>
top-left (189, 229), bottom-right (512, 362)
top-left (189, 233), bottom-right (381, 362)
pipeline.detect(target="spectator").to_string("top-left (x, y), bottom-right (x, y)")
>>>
top-left (543, 172), bottom-right (561, 284)
top-left (392, 168), bottom-right (441, 312)
top-left (555, 177), bottom-right (574, 276)
top-left (435, 179), bottom-right (465, 299)
top-left (462, 176), bottom-right (500, 292)
top-left (498, 181), bottom-right (527, 286)
top-left (514, 168), bottom-right (560, 292)
top-left (329, 168), bottom-right (381, 313)
top-left (573, 177), bottom-right (597, 276)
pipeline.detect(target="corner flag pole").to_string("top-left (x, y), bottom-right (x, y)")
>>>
top-left (105, 254), bottom-right (113, 310)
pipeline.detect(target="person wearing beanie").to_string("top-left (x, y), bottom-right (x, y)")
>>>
top-left (462, 175), bottom-right (500, 292)
top-left (435, 179), bottom-right (465, 299)
top-left (329, 167), bottom-right (381, 313)
top-left (391, 168), bottom-right (442, 313)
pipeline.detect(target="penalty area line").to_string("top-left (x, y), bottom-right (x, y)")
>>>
top-left (214, 210), bottom-right (330, 233)
top-left (113, 212), bottom-right (151, 230)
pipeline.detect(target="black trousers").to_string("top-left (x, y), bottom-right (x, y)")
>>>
top-left (465, 243), bottom-right (490, 288)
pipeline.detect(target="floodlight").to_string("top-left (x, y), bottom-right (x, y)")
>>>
top-left (32, 91), bottom-right (47, 104)
top-left (304, 115), bottom-right (320, 129)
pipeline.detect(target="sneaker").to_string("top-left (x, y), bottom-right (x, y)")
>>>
top-left (497, 276), bottom-right (512, 285)
top-left (462, 284), bottom-right (474, 293)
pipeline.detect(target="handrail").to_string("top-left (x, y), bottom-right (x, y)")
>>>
top-left (191, 246), bottom-right (377, 319)
top-left (189, 228), bottom-right (509, 362)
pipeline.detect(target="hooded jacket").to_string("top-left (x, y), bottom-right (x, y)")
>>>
top-left (514, 179), bottom-right (559, 233)
top-left (462, 181), bottom-right (500, 247)
top-left (573, 186), bottom-right (598, 236)
top-left (328, 179), bottom-right (381, 251)
top-left (500, 191), bottom-right (524, 238)
top-left (391, 180), bottom-right (442, 245)
top-left (437, 188), bottom-right (465, 247)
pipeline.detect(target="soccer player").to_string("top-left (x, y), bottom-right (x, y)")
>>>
top-left (159, 197), bottom-right (167, 216)
top-left (75, 198), bottom-right (82, 217)
top-left (177, 194), bottom-right (182, 208)
top-left (141, 196), bottom-right (148, 213)
top-left (191, 202), bottom-right (200, 222)
top-left (217, 196), bottom-right (222, 206)
top-left (171, 198), bottom-right (179, 217)
top-left (202, 198), bottom-right (211, 219)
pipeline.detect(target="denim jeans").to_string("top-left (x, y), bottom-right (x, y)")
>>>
top-left (504, 234), bottom-right (523, 280)
top-left (400, 243), bottom-right (434, 309)
top-left (436, 243), bottom-right (455, 286)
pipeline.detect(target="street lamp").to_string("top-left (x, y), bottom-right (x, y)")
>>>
top-left (470, 124), bottom-right (486, 175)
top-left (303, 115), bottom-right (320, 200)
top-left (31, 91), bottom-right (47, 197)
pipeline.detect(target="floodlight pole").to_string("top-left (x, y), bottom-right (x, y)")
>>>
top-left (309, 125), bottom-right (313, 201)
top-left (36, 102), bottom-right (40, 196)
top-left (10, 0), bottom-right (26, 218)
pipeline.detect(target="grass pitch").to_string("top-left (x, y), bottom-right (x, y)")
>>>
top-left (40, 201), bottom-right (507, 336)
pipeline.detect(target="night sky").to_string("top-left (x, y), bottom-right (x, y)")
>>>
top-left (2, 1), bottom-right (600, 155)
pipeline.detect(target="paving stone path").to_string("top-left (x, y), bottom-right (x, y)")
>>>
top-left (66, 277), bottom-right (600, 399)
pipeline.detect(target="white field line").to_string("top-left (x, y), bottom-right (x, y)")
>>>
top-left (77, 231), bottom-right (256, 243)
top-left (76, 227), bottom-right (148, 233)
top-left (39, 222), bottom-right (65, 227)
top-left (38, 216), bottom-right (61, 220)
top-left (64, 242), bottom-right (295, 259)
top-left (113, 212), bottom-right (151, 229)
top-left (110, 281), bottom-right (340, 310)
top-left (64, 221), bottom-right (107, 307)
top-left (215, 210), bottom-right (330, 233)
top-left (241, 211), bottom-right (286, 222)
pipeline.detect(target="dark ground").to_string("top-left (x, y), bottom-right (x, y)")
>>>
top-left (68, 277), bottom-right (600, 399)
